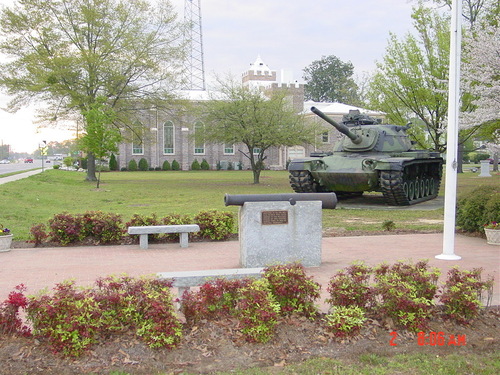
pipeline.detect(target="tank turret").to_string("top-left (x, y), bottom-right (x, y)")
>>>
top-left (287, 107), bottom-right (443, 206)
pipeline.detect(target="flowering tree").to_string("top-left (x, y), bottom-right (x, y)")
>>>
top-left (461, 25), bottom-right (500, 170)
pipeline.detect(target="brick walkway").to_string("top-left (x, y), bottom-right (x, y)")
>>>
top-left (1, 233), bottom-right (498, 311)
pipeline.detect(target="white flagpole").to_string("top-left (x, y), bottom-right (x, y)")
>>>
top-left (436, 0), bottom-right (462, 260)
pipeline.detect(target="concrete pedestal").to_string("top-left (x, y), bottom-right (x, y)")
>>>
top-left (239, 201), bottom-right (322, 268)
top-left (479, 159), bottom-right (491, 177)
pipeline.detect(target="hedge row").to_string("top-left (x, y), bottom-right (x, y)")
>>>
top-left (30, 210), bottom-right (235, 246)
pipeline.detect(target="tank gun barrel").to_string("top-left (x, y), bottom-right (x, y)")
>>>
top-left (311, 106), bottom-right (362, 144)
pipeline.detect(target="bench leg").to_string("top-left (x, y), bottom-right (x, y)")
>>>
top-left (179, 232), bottom-right (189, 248)
top-left (139, 234), bottom-right (149, 249)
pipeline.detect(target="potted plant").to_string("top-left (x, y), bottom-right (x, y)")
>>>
top-left (484, 222), bottom-right (500, 246)
top-left (0, 225), bottom-right (13, 252)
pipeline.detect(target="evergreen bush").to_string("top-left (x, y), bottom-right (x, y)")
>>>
top-left (191, 159), bottom-right (201, 170)
top-left (109, 154), bottom-right (119, 171)
top-left (128, 159), bottom-right (138, 171)
top-left (200, 159), bottom-right (210, 170)
top-left (162, 160), bottom-right (171, 170)
top-left (456, 186), bottom-right (500, 232)
top-left (171, 159), bottom-right (180, 170)
top-left (138, 158), bottom-right (149, 171)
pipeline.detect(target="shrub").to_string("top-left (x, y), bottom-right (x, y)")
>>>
top-left (138, 158), bottom-right (149, 171)
top-left (236, 279), bottom-right (280, 343)
top-left (128, 159), bottom-right (138, 171)
top-left (27, 281), bottom-right (102, 356)
top-left (326, 262), bottom-right (374, 310)
top-left (63, 157), bottom-right (74, 168)
top-left (120, 167), bottom-right (127, 171)
top-left (171, 159), bottom-right (180, 170)
top-left (373, 260), bottom-right (440, 332)
top-left (457, 185), bottom-right (500, 232)
top-left (180, 277), bottom-right (279, 343)
top-left (201, 159), bottom-right (210, 170)
top-left (79, 157), bottom-right (88, 169)
top-left (263, 263), bottom-right (321, 317)
top-left (161, 214), bottom-right (193, 241)
top-left (80, 211), bottom-right (124, 244)
top-left (181, 278), bottom-right (250, 325)
top-left (162, 160), bottom-right (171, 170)
top-left (191, 159), bottom-right (201, 170)
top-left (193, 210), bottom-right (235, 240)
top-left (27, 276), bottom-right (182, 356)
top-left (48, 212), bottom-right (84, 245)
top-left (126, 214), bottom-right (160, 241)
top-left (30, 223), bottom-right (48, 247)
top-left (439, 267), bottom-right (494, 324)
top-left (324, 305), bottom-right (366, 338)
top-left (109, 153), bottom-right (119, 171)
top-left (52, 164), bottom-right (60, 169)
top-left (0, 284), bottom-right (31, 337)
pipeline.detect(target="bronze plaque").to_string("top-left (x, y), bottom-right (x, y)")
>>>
top-left (261, 210), bottom-right (288, 225)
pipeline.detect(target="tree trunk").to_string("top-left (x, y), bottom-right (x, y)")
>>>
top-left (252, 168), bottom-right (261, 184)
top-left (86, 152), bottom-right (98, 181)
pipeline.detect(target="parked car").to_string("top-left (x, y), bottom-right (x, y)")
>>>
top-left (0, 159), bottom-right (10, 164)
top-left (24, 158), bottom-right (34, 163)
top-left (487, 158), bottom-right (499, 165)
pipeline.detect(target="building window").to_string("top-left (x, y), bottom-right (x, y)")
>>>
top-left (132, 126), bottom-right (143, 155)
top-left (322, 131), bottom-right (329, 143)
top-left (163, 121), bottom-right (174, 154)
top-left (194, 122), bottom-right (205, 155)
top-left (253, 147), bottom-right (261, 155)
top-left (224, 144), bottom-right (234, 155)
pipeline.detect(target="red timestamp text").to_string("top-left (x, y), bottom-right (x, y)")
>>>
top-left (389, 331), bottom-right (467, 346)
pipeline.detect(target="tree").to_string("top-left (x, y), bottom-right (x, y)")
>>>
top-left (199, 79), bottom-right (319, 184)
top-left (79, 97), bottom-right (121, 188)
top-left (0, 0), bottom-right (185, 181)
top-left (303, 55), bottom-right (360, 104)
top-left (461, 24), bottom-right (500, 171)
top-left (367, 6), bottom-right (451, 153)
top-left (420, 0), bottom-right (499, 29)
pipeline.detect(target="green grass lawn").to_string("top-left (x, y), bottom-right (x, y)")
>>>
top-left (1, 168), bottom-right (498, 241)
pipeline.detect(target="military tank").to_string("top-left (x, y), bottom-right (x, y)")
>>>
top-left (288, 107), bottom-right (443, 205)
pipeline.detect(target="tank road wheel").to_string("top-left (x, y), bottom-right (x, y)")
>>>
top-left (289, 170), bottom-right (319, 193)
top-left (380, 161), bottom-right (443, 205)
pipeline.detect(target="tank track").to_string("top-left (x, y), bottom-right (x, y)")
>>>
top-left (379, 160), bottom-right (443, 206)
top-left (289, 170), bottom-right (320, 192)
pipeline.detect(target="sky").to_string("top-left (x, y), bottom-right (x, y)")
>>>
top-left (0, 0), bottom-right (419, 153)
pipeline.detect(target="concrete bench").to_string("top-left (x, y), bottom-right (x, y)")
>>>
top-left (127, 224), bottom-right (200, 249)
top-left (157, 267), bottom-right (265, 298)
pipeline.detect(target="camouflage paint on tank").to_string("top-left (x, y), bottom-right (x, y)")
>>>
top-left (288, 107), bottom-right (443, 205)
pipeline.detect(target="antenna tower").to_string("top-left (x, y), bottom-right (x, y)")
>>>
top-left (183, 0), bottom-right (206, 90)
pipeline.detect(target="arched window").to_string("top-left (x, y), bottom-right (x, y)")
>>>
top-left (163, 121), bottom-right (174, 154)
top-left (194, 122), bottom-right (205, 155)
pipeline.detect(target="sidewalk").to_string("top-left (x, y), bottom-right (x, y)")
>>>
top-left (0, 169), bottom-right (42, 184)
top-left (1, 233), bottom-right (498, 311)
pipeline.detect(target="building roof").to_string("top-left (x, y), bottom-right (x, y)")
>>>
top-left (248, 55), bottom-right (273, 74)
top-left (303, 100), bottom-right (384, 116)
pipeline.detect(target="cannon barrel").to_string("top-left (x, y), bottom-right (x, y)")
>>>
top-left (311, 106), bottom-right (362, 145)
top-left (224, 193), bottom-right (337, 209)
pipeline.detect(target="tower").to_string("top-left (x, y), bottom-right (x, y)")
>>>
top-left (183, 0), bottom-right (206, 90)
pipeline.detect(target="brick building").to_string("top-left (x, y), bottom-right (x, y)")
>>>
top-left (116, 56), bottom-right (382, 171)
